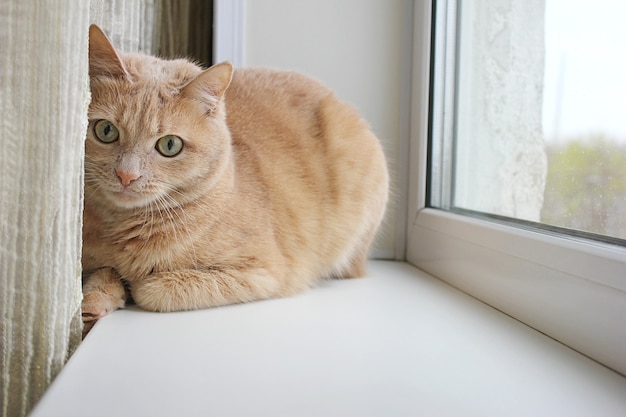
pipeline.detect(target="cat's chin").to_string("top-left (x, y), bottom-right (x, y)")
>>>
top-left (107, 190), bottom-right (153, 210)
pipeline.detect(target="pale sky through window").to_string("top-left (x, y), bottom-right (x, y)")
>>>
top-left (542, 0), bottom-right (626, 143)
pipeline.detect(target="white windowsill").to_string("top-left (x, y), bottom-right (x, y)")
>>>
top-left (31, 261), bottom-right (626, 417)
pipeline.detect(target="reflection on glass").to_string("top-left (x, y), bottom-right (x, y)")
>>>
top-left (540, 0), bottom-right (626, 240)
top-left (451, 0), bottom-right (626, 241)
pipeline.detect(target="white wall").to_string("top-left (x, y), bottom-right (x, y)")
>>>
top-left (241, 0), bottom-right (409, 258)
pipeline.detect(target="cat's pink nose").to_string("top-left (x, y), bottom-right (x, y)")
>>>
top-left (116, 169), bottom-right (140, 186)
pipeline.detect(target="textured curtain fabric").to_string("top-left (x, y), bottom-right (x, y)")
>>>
top-left (160, 0), bottom-right (191, 57)
top-left (90, 0), bottom-right (160, 54)
top-left (1, 1), bottom-right (160, 416)
top-left (0, 2), bottom-right (90, 416)
top-left (159, 0), bottom-right (213, 66)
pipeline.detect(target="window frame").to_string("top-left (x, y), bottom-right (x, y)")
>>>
top-left (407, 0), bottom-right (626, 376)
top-left (213, 0), bottom-right (245, 66)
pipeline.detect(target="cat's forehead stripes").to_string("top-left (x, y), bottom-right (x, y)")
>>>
top-left (90, 54), bottom-right (203, 144)
top-left (119, 88), bottom-right (165, 141)
top-left (90, 80), bottom-right (168, 143)
top-left (122, 54), bottom-right (201, 93)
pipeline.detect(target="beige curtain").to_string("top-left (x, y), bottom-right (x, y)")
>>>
top-left (0, 2), bottom-right (89, 416)
top-left (0, 1), bottom-right (158, 416)
top-left (160, 0), bottom-right (213, 66)
top-left (90, 0), bottom-right (160, 54)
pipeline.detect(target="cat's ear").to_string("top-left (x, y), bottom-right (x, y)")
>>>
top-left (88, 24), bottom-right (128, 79)
top-left (182, 62), bottom-right (234, 112)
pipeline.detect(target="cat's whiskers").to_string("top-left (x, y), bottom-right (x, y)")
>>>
top-left (151, 192), bottom-right (188, 270)
top-left (84, 162), bottom-right (115, 197)
top-left (83, 177), bottom-right (106, 195)
top-left (161, 190), bottom-right (198, 269)
top-left (135, 200), bottom-right (155, 252)
top-left (159, 188), bottom-right (199, 270)
top-left (142, 194), bottom-right (174, 269)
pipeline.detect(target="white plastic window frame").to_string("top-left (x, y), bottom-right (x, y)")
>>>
top-left (213, 0), bottom-right (245, 67)
top-left (406, 0), bottom-right (626, 376)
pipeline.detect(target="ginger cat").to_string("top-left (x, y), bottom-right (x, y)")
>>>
top-left (82, 25), bottom-right (389, 333)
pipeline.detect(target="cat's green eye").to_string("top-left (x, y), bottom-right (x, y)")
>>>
top-left (93, 119), bottom-right (119, 143)
top-left (156, 135), bottom-right (184, 157)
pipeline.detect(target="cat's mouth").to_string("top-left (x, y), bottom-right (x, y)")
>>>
top-left (108, 188), bottom-right (153, 209)
top-left (93, 180), bottom-right (174, 211)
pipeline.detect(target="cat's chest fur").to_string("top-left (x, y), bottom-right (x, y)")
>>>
top-left (82, 190), bottom-right (268, 282)
top-left (82, 202), bottom-right (198, 281)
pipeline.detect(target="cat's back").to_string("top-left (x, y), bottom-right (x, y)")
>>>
top-left (227, 67), bottom-right (330, 107)
top-left (224, 67), bottom-right (376, 154)
top-left (223, 66), bottom-right (385, 186)
top-left (222, 66), bottom-right (388, 279)
top-left (224, 67), bottom-right (333, 135)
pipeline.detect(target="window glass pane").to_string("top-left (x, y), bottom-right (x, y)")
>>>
top-left (541, 0), bottom-right (626, 240)
top-left (440, 0), bottom-right (626, 242)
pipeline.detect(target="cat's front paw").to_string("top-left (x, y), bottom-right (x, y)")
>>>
top-left (82, 268), bottom-right (127, 336)
top-left (81, 291), bottom-right (125, 333)
top-left (130, 273), bottom-right (187, 313)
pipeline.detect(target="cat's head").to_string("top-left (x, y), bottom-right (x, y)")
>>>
top-left (86, 25), bottom-right (233, 211)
